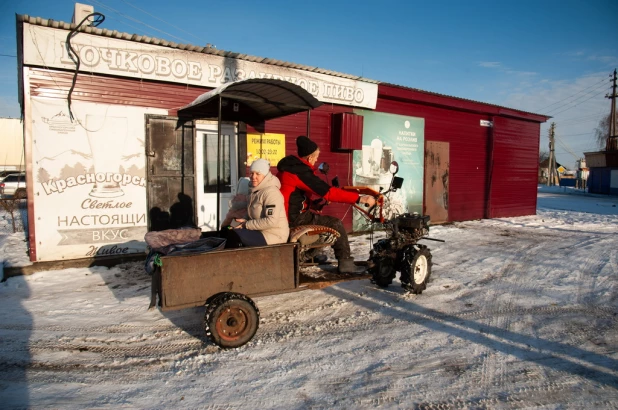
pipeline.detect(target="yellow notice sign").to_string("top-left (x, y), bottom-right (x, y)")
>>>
top-left (247, 133), bottom-right (286, 165)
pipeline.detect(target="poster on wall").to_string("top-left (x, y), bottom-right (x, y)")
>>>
top-left (352, 110), bottom-right (425, 231)
top-left (30, 98), bottom-right (166, 261)
top-left (246, 133), bottom-right (286, 167)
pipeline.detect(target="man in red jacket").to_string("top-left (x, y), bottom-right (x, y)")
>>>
top-left (277, 136), bottom-right (376, 273)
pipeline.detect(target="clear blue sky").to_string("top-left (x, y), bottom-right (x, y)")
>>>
top-left (1, 0), bottom-right (617, 168)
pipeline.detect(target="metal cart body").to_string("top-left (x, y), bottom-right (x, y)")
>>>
top-left (159, 243), bottom-right (298, 311)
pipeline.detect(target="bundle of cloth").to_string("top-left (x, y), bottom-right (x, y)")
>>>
top-left (143, 228), bottom-right (226, 275)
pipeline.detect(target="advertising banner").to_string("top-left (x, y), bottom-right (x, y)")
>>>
top-left (246, 133), bottom-right (286, 167)
top-left (30, 98), bottom-right (166, 261)
top-left (23, 24), bottom-right (378, 109)
top-left (352, 111), bottom-right (425, 231)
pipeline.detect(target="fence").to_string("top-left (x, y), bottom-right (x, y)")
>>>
top-left (558, 178), bottom-right (576, 187)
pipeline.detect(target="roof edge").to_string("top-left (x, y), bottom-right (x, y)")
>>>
top-left (379, 82), bottom-right (551, 123)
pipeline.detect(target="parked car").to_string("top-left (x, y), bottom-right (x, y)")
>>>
top-left (0, 173), bottom-right (27, 199)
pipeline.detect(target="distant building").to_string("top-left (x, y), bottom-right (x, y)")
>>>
top-left (584, 152), bottom-right (618, 195)
top-left (538, 158), bottom-right (565, 185)
top-left (0, 118), bottom-right (25, 173)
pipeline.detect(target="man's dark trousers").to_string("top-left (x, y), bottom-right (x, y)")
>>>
top-left (291, 211), bottom-right (350, 260)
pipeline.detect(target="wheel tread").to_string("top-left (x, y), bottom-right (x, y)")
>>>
top-left (204, 292), bottom-right (260, 348)
top-left (371, 258), bottom-right (396, 288)
top-left (401, 246), bottom-right (433, 294)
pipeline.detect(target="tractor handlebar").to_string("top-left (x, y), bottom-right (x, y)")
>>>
top-left (342, 186), bottom-right (386, 224)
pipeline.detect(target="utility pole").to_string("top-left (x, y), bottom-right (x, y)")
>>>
top-left (606, 68), bottom-right (617, 151)
top-left (547, 122), bottom-right (556, 186)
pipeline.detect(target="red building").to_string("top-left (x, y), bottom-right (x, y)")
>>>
top-left (16, 14), bottom-right (549, 262)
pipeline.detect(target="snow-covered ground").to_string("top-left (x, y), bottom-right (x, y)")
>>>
top-left (1, 186), bottom-right (617, 409)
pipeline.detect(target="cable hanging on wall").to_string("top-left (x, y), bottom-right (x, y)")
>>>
top-left (65, 12), bottom-right (105, 121)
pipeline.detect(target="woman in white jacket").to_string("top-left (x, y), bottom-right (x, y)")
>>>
top-left (223, 159), bottom-right (289, 247)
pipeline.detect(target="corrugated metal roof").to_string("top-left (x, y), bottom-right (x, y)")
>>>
top-left (17, 14), bottom-right (550, 120)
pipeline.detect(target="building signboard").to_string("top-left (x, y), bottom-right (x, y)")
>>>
top-left (246, 133), bottom-right (286, 166)
top-left (23, 24), bottom-right (378, 110)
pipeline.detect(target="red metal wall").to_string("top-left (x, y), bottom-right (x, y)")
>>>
top-left (489, 116), bottom-right (540, 218)
top-left (27, 67), bottom-right (204, 112)
top-left (377, 84), bottom-right (544, 221)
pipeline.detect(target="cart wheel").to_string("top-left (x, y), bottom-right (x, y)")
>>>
top-left (204, 292), bottom-right (259, 348)
top-left (205, 292), bottom-right (225, 307)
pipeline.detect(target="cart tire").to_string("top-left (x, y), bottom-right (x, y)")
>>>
top-left (205, 292), bottom-right (226, 307)
top-left (204, 292), bottom-right (259, 348)
top-left (401, 246), bottom-right (432, 294)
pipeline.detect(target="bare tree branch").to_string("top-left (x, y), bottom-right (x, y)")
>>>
top-left (593, 113), bottom-right (610, 149)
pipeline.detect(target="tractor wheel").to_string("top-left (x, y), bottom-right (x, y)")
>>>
top-left (401, 246), bottom-right (432, 294)
top-left (204, 292), bottom-right (259, 348)
top-left (14, 189), bottom-right (27, 199)
top-left (371, 257), bottom-right (396, 288)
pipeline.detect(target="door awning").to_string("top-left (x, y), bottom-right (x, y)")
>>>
top-left (178, 78), bottom-right (323, 123)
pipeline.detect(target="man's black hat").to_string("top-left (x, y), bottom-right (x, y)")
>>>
top-left (296, 136), bottom-right (318, 158)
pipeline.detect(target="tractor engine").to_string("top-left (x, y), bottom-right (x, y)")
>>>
top-left (391, 213), bottom-right (430, 246)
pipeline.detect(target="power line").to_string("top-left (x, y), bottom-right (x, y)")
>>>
top-left (550, 88), bottom-right (609, 117)
top-left (559, 117), bottom-right (604, 127)
top-left (120, 0), bottom-right (206, 44)
top-left (555, 131), bottom-right (595, 137)
top-left (545, 81), bottom-right (609, 115)
top-left (87, 0), bottom-right (158, 37)
top-left (544, 81), bottom-right (608, 114)
top-left (0, 54), bottom-right (17, 58)
top-left (90, 0), bottom-right (191, 44)
top-left (558, 112), bottom-right (606, 124)
top-left (538, 77), bottom-right (608, 111)
top-left (554, 135), bottom-right (580, 161)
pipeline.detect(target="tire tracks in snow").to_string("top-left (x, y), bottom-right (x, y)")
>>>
top-left (459, 226), bottom-right (618, 406)
top-left (476, 238), bottom-right (547, 401)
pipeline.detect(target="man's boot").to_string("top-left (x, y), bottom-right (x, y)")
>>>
top-left (337, 257), bottom-right (357, 273)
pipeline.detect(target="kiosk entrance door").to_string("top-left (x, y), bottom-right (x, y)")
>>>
top-left (195, 121), bottom-right (239, 231)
